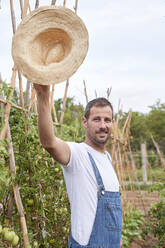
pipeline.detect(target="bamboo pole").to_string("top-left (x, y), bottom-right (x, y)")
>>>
top-left (51, 0), bottom-right (56, 5)
top-left (0, 66), bottom-right (17, 140)
top-left (0, 98), bottom-right (60, 126)
top-left (19, 0), bottom-right (23, 18)
top-left (0, 73), bottom-right (3, 111)
top-left (10, 0), bottom-right (16, 34)
top-left (63, 0), bottom-right (66, 7)
top-left (51, 84), bottom-right (58, 123)
top-left (95, 90), bottom-right (97, 98)
top-left (60, 80), bottom-right (69, 125)
top-left (106, 87), bottom-right (112, 100)
top-left (128, 141), bottom-right (138, 181)
top-left (22, 0), bottom-right (29, 19)
top-left (122, 111), bottom-right (132, 139)
top-left (74, 0), bottom-right (78, 14)
top-left (28, 87), bottom-right (36, 112)
top-left (6, 194), bottom-right (15, 226)
top-left (59, 0), bottom-right (79, 125)
top-left (7, 124), bottom-right (30, 247)
top-left (35, 0), bottom-right (39, 9)
top-left (10, 0), bottom-right (25, 108)
top-left (18, 71), bottom-right (24, 107)
top-left (151, 135), bottom-right (165, 169)
top-left (83, 80), bottom-right (88, 104)
top-left (0, 98), bottom-right (26, 112)
top-left (141, 143), bottom-right (148, 183)
top-left (25, 80), bottom-right (31, 106)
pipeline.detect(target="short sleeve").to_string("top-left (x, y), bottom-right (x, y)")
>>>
top-left (62, 142), bottom-right (82, 171)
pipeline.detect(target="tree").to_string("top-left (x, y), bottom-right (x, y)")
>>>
top-left (120, 111), bottom-right (147, 151)
top-left (146, 100), bottom-right (165, 153)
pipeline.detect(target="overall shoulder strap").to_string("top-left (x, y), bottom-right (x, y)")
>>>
top-left (87, 152), bottom-right (105, 191)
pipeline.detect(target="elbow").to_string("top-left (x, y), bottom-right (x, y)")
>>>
top-left (42, 144), bottom-right (56, 159)
top-left (42, 143), bottom-right (54, 151)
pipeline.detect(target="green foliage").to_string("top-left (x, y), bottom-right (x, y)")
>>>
top-left (0, 90), bottom-right (86, 247)
top-left (146, 100), bottom-right (165, 153)
top-left (122, 207), bottom-right (145, 248)
top-left (55, 97), bottom-right (84, 125)
top-left (142, 200), bottom-right (165, 248)
top-left (140, 183), bottom-right (165, 247)
top-left (0, 82), bottom-right (165, 247)
top-left (148, 182), bottom-right (165, 198)
top-left (120, 100), bottom-right (165, 154)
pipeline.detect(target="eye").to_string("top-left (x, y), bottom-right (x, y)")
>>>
top-left (105, 118), bottom-right (112, 123)
top-left (93, 117), bottom-right (100, 121)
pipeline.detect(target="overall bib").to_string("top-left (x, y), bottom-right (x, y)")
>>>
top-left (68, 152), bottom-right (122, 248)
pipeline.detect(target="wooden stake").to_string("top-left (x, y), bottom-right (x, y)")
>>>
top-left (6, 194), bottom-right (15, 226)
top-left (28, 87), bottom-right (36, 112)
top-left (121, 110), bottom-right (132, 138)
top-left (141, 143), bottom-right (148, 183)
top-left (10, 0), bottom-right (16, 33)
top-left (106, 87), bottom-right (112, 100)
top-left (51, 84), bottom-right (58, 123)
top-left (10, 0), bottom-right (24, 108)
top-left (19, 0), bottom-right (23, 19)
top-left (0, 73), bottom-right (3, 111)
top-left (0, 98), bottom-right (26, 112)
top-left (7, 124), bottom-right (30, 247)
top-left (59, 0), bottom-right (79, 125)
top-left (22, 0), bottom-right (29, 19)
top-left (18, 71), bottom-right (24, 107)
top-left (0, 66), bottom-right (17, 140)
top-left (74, 0), bottom-right (78, 14)
top-left (95, 90), bottom-right (97, 98)
top-left (35, 0), bottom-right (39, 9)
top-left (63, 0), bottom-right (66, 7)
top-left (151, 135), bottom-right (165, 168)
top-left (60, 80), bottom-right (69, 125)
top-left (51, 0), bottom-right (56, 5)
top-left (25, 80), bottom-right (31, 106)
top-left (83, 80), bottom-right (88, 104)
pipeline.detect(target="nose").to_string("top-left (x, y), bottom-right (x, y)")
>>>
top-left (99, 120), bottom-right (106, 129)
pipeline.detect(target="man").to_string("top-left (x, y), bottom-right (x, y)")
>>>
top-left (34, 84), bottom-right (122, 248)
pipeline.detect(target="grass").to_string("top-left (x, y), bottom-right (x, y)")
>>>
top-left (135, 167), bottom-right (165, 182)
top-left (124, 167), bottom-right (165, 182)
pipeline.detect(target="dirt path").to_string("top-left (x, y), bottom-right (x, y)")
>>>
top-left (129, 237), bottom-right (158, 248)
top-left (122, 190), bottom-right (160, 213)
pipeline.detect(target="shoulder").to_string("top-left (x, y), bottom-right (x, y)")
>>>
top-left (67, 142), bottom-right (86, 153)
top-left (64, 142), bottom-right (88, 168)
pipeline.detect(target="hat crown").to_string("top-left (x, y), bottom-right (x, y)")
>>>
top-left (30, 28), bottom-right (72, 66)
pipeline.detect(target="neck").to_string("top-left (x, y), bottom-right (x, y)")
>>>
top-left (84, 138), bottom-right (106, 154)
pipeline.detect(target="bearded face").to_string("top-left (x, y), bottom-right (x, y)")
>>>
top-left (83, 106), bottom-right (113, 148)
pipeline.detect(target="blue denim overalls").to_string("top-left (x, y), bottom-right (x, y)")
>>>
top-left (68, 152), bottom-right (122, 248)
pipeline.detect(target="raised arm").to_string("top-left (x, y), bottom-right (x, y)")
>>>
top-left (34, 84), bottom-right (70, 165)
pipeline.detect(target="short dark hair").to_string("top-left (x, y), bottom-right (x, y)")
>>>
top-left (84, 97), bottom-right (113, 120)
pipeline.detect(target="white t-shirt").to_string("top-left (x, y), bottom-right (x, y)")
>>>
top-left (62, 142), bottom-right (120, 246)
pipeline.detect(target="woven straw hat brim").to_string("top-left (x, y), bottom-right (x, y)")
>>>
top-left (12, 6), bottom-right (89, 85)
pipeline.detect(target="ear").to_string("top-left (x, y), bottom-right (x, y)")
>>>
top-left (82, 117), bottom-right (87, 129)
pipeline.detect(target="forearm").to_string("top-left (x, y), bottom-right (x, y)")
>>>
top-left (36, 91), bottom-right (55, 149)
top-left (34, 84), bottom-right (70, 164)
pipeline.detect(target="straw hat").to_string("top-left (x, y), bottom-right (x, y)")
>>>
top-left (12, 6), bottom-right (89, 85)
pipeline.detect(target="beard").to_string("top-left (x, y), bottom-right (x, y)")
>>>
top-left (86, 128), bottom-right (111, 146)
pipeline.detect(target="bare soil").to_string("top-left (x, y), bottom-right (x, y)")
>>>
top-left (129, 237), bottom-right (158, 248)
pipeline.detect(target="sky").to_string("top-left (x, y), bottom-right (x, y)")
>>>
top-left (0, 0), bottom-right (165, 113)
